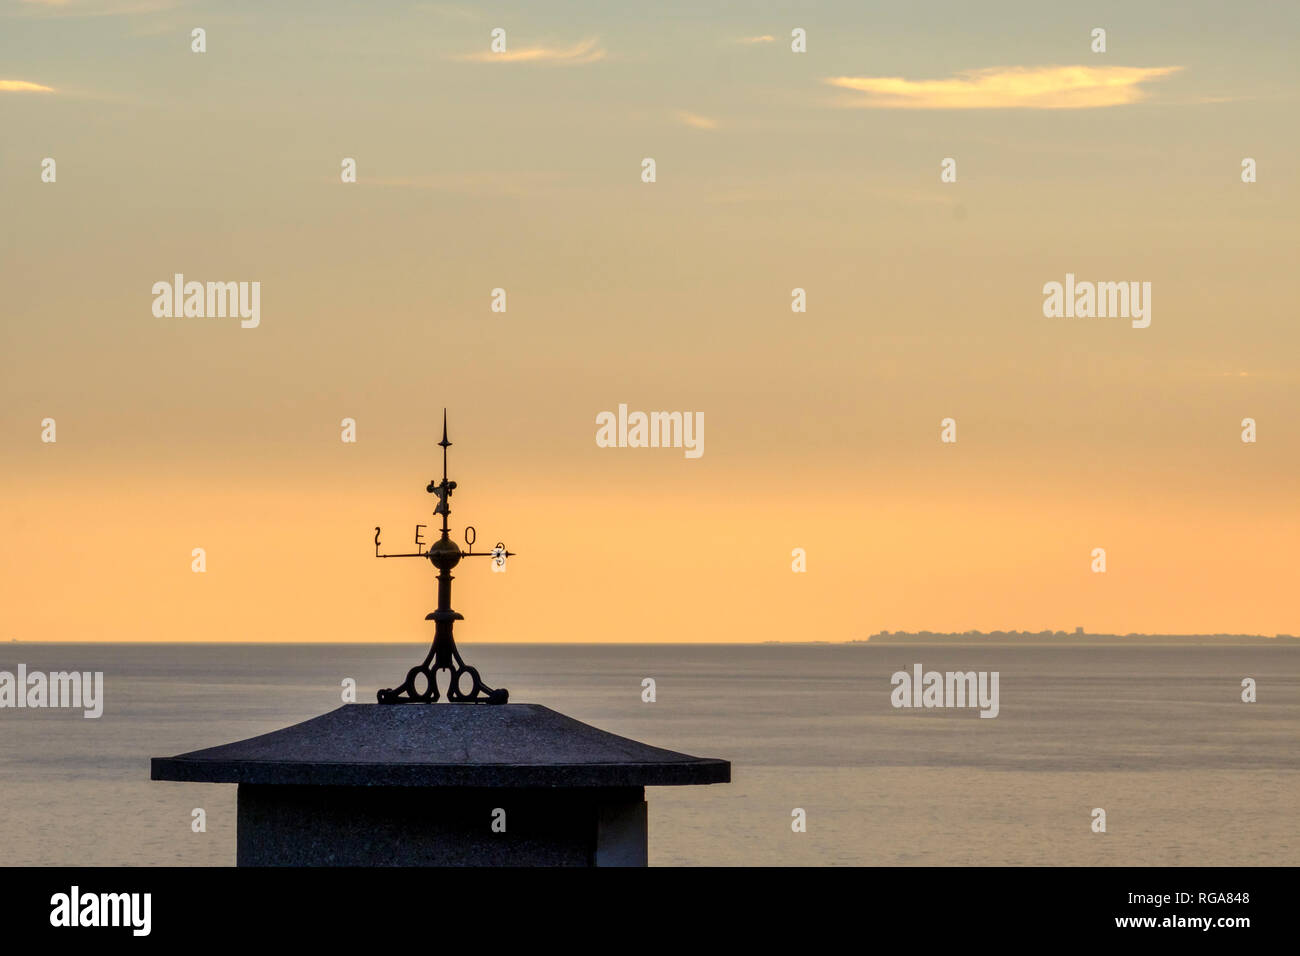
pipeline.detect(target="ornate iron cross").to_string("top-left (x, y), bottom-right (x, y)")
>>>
top-left (373, 411), bottom-right (514, 704)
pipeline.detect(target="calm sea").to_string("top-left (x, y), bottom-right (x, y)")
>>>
top-left (1, 643), bottom-right (1296, 866)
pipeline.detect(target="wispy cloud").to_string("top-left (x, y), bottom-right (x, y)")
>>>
top-left (11, 0), bottom-right (179, 15)
top-left (455, 37), bottom-right (606, 65)
top-left (735, 35), bottom-right (774, 45)
top-left (412, 2), bottom-right (478, 19)
top-left (826, 65), bottom-right (1182, 109)
top-left (0, 79), bottom-right (55, 92)
top-left (677, 110), bottom-right (717, 130)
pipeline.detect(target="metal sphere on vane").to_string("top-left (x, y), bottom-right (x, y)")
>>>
top-left (428, 536), bottom-right (462, 570)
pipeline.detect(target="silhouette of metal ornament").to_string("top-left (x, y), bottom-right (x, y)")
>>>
top-left (373, 411), bottom-right (514, 704)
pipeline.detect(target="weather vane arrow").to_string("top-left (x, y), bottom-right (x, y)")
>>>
top-left (372, 410), bottom-right (514, 704)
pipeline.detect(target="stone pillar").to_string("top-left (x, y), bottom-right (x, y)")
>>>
top-left (235, 784), bottom-right (648, 867)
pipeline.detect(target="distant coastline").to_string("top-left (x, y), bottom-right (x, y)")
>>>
top-left (852, 629), bottom-right (1298, 645)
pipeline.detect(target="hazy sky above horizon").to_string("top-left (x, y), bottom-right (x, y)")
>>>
top-left (3, 0), bottom-right (1298, 643)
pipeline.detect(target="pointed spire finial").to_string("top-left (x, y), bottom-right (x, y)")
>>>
top-left (438, 408), bottom-right (451, 449)
top-left (437, 409), bottom-right (451, 494)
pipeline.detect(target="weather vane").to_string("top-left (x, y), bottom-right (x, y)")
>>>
top-left (373, 410), bottom-right (514, 704)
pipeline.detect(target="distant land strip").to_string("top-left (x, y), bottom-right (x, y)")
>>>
top-left (851, 630), bottom-right (1298, 644)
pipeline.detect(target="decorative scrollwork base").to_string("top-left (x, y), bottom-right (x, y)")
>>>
top-left (377, 654), bottom-right (508, 705)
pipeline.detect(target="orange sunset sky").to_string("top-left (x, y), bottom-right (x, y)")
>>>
top-left (2, 1), bottom-right (1298, 643)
